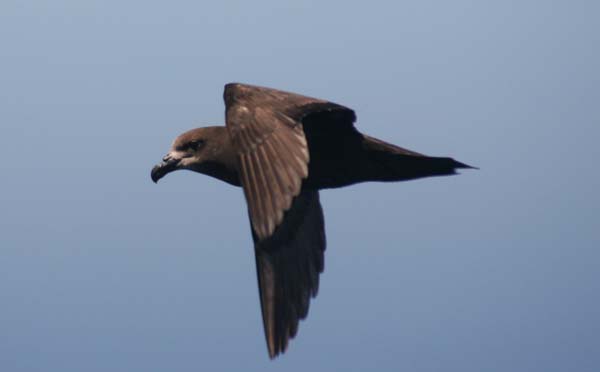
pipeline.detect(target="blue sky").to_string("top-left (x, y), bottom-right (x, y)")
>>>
top-left (1, 1), bottom-right (599, 371)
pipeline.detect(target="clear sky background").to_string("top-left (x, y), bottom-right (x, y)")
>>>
top-left (1, 1), bottom-right (598, 371)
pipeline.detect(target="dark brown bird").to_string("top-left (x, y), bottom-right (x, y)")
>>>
top-left (151, 83), bottom-right (473, 358)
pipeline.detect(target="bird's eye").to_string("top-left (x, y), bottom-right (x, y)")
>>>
top-left (188, 140), bottom-right (205, 151)
top-left (175, 140), bottom-right (204, 152)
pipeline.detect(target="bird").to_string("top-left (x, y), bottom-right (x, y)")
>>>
top-left (151, 83), bottom-right (473, 358)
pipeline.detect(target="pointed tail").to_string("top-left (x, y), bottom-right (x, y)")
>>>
top-left (360, 134), bottom-right (476, 182)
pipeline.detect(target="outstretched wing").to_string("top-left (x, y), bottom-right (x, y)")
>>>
top-left (224, 83), bottom-right (343, 357)
top-left (224, 82), bottom-right (341, 239)
top-left (253, 190), bottom-right (325, 358)
top-left (226, 103), bottom-right (309, 240)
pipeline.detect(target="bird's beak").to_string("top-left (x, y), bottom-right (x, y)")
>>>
top-left (151, 153), bottom-right (181, 183)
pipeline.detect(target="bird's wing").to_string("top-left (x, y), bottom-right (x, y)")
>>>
top-left (227, 103), bottom-right (308, 239)
top-left (253, 190), bottom-right (325, 358)
top-left (224, 83), bottom-right (344, 357)
top-left (224, 83), bottom-right (340, 239)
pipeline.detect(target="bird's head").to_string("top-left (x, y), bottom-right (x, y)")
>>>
top-left (151, 126), bottom-right (239, 185)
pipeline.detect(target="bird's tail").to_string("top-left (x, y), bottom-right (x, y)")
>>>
top-left (359, 134), bottom-right (475, 182)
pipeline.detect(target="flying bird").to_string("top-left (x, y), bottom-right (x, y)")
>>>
top-left (151, 83), bottom-right (473, 358)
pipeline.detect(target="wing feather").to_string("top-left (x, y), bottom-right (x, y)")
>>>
top-left (223, 83), bottom-right (334, 358)
top-left (254, 191), bottom-right (326, 358)
top-left (227, 103), bottom-right (309, 240)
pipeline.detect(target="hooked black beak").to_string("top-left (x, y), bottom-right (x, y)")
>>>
top-left (151, 154), bottom-right (180, 183)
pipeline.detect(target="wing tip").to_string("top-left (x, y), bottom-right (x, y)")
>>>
top-left (267, 339), bottom-right (277, 359)
top-left (267, 343), bottom-right (280, 360)
top-left (265, 332), bottom-right (288, 359)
